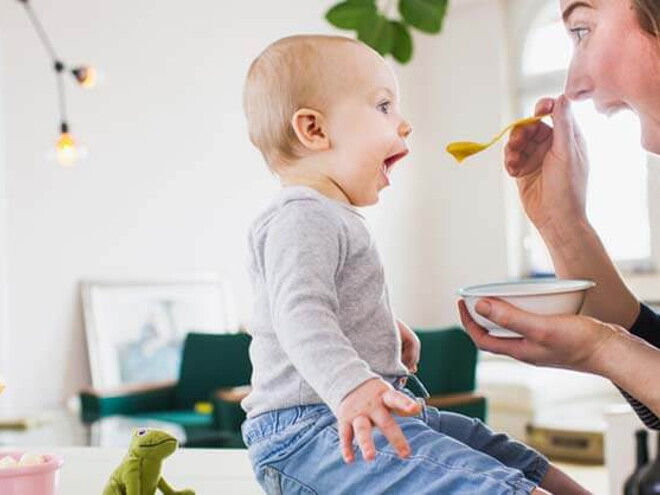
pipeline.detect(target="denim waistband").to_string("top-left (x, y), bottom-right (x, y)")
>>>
top-left (242, 403), bottom-right (330, 447)
top-left (242, 374), bottom-right (430, 447)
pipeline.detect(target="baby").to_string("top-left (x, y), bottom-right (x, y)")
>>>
top-left (240, 34), bottom-right (588, 495)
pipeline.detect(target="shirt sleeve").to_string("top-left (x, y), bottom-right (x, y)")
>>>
top-left (262, 200), bottom-right (378, 413)
top-left (617, 303), bottom-right (660, 429)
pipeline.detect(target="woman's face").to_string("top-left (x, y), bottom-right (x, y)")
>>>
top-left (562, 0), bottom-right (660, 152)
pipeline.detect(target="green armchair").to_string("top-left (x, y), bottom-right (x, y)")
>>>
top-left (79, 332), bottom-right (252, 448)
top-left (409, 327), bottom-right (487, 421)
top-left (213, 326), bottom-right (486, 430)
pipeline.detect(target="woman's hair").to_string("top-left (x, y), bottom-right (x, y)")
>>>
top-left (633, 0), bottom-right (660, 38)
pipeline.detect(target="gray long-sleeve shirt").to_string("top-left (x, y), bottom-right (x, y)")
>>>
top-left (242, 186), bottom-right (407, 418)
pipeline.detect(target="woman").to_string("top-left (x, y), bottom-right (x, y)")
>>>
top-left (459, 0), bottom-right (660, 428)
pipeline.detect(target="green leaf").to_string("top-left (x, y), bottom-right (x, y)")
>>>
top-left (357, 13), bottom-right (394, 56)
top-left (398, 0), bottom-right (448, 34)
top-left (390, 21), bottom-right (413, 63)
top-left (326, 1), bottom-right (378, 30)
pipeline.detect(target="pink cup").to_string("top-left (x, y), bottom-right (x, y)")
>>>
top-left (0, 452), bottom-right (64, 495)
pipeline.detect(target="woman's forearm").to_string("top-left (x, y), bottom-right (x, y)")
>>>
top-left (538, 217), bottom-right (640, 328)
top-left (594, 330), bottom-right (660, 417)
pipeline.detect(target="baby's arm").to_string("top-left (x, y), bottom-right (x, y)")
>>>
top-left (263, 203), bottom-right (379, 410)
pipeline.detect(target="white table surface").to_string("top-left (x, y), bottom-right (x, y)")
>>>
top-left (1, 447), bottom-right (264, 495)
top-left (0, 447), bottom-right (608, 494)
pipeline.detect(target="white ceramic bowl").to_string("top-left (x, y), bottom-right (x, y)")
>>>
top-left (459, 279), bottom-right (596, 338)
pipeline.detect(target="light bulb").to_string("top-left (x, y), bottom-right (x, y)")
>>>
top-left (56, 132), bottom-right (78, 167)
top-left (71, 65), bottom-right (97, 89)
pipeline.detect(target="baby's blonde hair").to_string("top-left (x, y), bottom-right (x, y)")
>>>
top-left (243, 34), bottom-right (362, 170)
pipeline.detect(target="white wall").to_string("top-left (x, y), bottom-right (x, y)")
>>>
top-left (0, 0), bottom-right (513, 413)
top-left (369, 0), bottom-right (513, 328)
top-left (0, 34), bottom-right (8, 415)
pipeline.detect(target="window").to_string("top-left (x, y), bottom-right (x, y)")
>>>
top-left (515, 0), bottom-right (653, 275)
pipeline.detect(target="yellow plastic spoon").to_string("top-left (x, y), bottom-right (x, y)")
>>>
top-left (446, 114), bottom-right (549, 164)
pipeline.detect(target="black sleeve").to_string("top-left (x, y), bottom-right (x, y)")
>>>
top-left (617, 303), bottom-right (660, 430)
top-left (629, 302), bottom-right (660, 348)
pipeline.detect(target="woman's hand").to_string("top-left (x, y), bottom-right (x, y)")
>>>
top-left (458, 298), bottom-right (622, 374)
top-left (505, 95), bottom-right (589, 230)
top-left (397, 320), bottom-right (421, 374)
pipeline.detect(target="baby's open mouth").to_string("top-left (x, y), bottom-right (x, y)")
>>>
top-left (382, 150), bottom-right (408, 175)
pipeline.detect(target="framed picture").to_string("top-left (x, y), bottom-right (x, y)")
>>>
top-left (81, 277), bottom-right (239, 389)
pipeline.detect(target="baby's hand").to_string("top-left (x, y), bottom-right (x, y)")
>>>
top-left (336, 378), bottom-right (421, 464)
top-left (397, 320), bottom-right (420, 373)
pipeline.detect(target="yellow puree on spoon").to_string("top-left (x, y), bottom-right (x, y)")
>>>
top-left (446, 114), bottom-right (549, 163)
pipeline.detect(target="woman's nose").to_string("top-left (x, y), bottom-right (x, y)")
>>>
top-left (564, 56), bottom-right (593, 101)
top-left (399, 120), bottom-right (412, 138)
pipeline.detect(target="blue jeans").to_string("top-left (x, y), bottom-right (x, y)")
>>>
top-left (242, 394), bottom-right (548, 494)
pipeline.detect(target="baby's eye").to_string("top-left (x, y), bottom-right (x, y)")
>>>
top-left (377, 100), bottom-right (391, 115)
top-left (568, 27), bottom-right (589, 43)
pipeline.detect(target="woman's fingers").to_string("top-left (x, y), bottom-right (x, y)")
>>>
top-left (505, 124), bottom-right (552, 178)
top-left (458, 300), bottom-right (527, 357)
top-left (504, 147), bottom-right (525, 176)
top-left (549, 95), bottom-right (578, 159)
top-left (339, 420), bottom-right (355, 463)
top-left (508, 125), bottom-right (529, 152)
top-left (474, 298), bottom-right (550, 340)
top-left (459, 298), bottom-right (612, 372)
top-left (535, 97), bottom-right (555, 117)
top-left (353, 415), bottom-right (376, 461)
top-left (533, 123), bottom-right (553, 144)
top-left (523, 130), bottom-right (553, 172)
top-left (507, 97), bottom-right (554, 156)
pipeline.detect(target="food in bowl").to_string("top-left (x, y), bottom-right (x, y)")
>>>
top-left (0, 451), bottom-right (63, 495)
top-left (459, 279), bottom-right (596, 338)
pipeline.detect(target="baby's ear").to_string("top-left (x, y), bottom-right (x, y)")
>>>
top-left (291, 108), bottom-right (330, 152)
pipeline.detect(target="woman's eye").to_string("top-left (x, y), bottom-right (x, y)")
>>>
top-left (569, 27), bottom-right (589, 43)
top-left (377, 101), bottom-right (391, 114)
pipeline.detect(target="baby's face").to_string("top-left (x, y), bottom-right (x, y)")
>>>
top-left (322, 44), bottom-right (411, 206)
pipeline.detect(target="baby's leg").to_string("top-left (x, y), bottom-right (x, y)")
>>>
top-left (423, 407), bottom-right (548, 484)
top-left (253, 411), bottom-right (544, 494)
top-left (540, 465), bottom-right (592, 494)
top-left (422, 407), bottom-right (589, 494)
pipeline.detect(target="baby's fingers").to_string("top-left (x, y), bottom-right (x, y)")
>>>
top-left (339, 420), bottom-right (355, 463)
top-left (353, 415), bottom-right (376, 462)
top-left (372, 409), bottom-right (411, 459)
top-left (382, 389), bottom-right (421, 417)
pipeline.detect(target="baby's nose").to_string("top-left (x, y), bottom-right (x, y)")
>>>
top-left (400, 120), bottom-right (412, 138)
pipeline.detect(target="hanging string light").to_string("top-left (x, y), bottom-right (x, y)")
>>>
top-left (16, 0), bottom-right (96, 167)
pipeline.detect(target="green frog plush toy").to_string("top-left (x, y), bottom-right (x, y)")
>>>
top-left (103, 428), bottom-right (195, 495)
